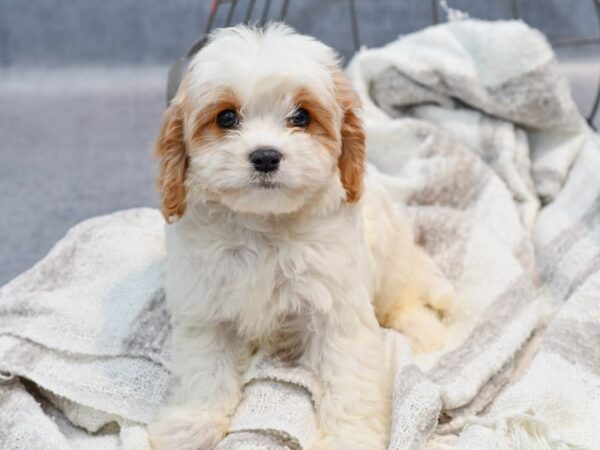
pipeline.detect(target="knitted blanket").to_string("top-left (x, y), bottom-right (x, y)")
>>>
top-left (1, 19), bottom-right (599, 449)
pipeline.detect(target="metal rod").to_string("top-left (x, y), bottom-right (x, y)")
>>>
top-left (431, 0), bottom-right (439, 24)
top-left (260, 0), bottom-right (272, 25)
top-left (588, 80), bottom-right (600, 129)
top-left (245, 0), bottom-right (256, 23)
top-left (205, 0), bottom-right (220, 34)
top-left (225, 0), bottom-right (238, 26)
top-left (551, 37), bottom-right (600, 47)
top-left (586, 0), bottom-right (600, 128)
top-left (510, 0), bottom-right (520, 19)
top-left (280, 0), bottom-right (291, 21)
top-left (348, 0), bottom-right (361, 50)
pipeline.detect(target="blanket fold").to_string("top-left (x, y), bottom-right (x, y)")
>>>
top-left (1, 19), bottom-right (598, 449)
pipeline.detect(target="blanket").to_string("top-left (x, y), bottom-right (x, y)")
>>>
top-left (1, 19), bottom-right (599, 450)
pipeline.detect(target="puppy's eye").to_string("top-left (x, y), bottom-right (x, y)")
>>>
top-left (216, 110), bottom-right (239, 129)
top-left (289, 108), bottom-right (311, 128)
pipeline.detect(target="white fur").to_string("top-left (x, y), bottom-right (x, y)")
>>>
top-left (183, 24), bottom-right (342, 216)
top-left (149, 24), bottom-right (453, 450)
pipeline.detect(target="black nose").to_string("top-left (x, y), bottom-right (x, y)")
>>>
top-left (249, 148), bottom-right (282, 173)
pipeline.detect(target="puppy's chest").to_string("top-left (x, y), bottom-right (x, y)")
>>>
top-left (192, 233), bottom-right (337, 320)
top-left (193, 237), bottom-right (327, 354)
top-left (205, 242), bottom-right (327, 306)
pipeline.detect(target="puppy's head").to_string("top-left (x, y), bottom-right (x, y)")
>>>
top-left (155, 24), bottom-right (365, 221)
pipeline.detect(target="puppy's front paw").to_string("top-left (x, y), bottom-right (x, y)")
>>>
top-left (424, 280), bottom-right (455, 315)
top-left (148, 409), bottom-right (229, 450)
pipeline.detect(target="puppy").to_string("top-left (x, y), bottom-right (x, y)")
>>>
top-left (149, 24), bottom-right (453, 450)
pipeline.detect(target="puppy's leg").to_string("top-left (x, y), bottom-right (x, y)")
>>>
top-left (310, 316), bottom-right (390, 450)
top-left (148, 325), bottom-right (247, 450)
top-left (377, 245), bottom-right (455, 353)
top-left (363, 185), bottom-right (454, 353)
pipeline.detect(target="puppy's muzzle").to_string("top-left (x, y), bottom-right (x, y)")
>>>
top-left (249, 148), bottom-right (282, 173)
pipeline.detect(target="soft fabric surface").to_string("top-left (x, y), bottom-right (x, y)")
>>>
top-left (1, 19), bottom-right (599, 449)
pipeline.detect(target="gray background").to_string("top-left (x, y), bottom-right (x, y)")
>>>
top-left (1, 0), bottom-right (599, 284)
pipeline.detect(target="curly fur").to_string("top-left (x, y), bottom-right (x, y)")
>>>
top-left (148, 23), bottom-right (454, 450)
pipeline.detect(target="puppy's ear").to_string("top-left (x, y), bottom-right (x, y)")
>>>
top-left (154, 103), bottom-right (188, 222)
top-left (334, 71), bottom-right (366, 203)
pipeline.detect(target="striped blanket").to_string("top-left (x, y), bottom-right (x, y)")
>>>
top-left (1, 19), bottom-right (599, 450)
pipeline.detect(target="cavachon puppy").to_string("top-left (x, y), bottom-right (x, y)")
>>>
top-left (149, 23), bottom-right (454, 450)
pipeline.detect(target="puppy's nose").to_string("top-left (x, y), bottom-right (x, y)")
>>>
top-left (249, 148), bottom-right (282, 173)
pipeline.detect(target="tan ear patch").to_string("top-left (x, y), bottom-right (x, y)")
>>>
top-left (334, 70), bottom-right (366, 203)
top-left (155, 104), bottom-right (188, 222)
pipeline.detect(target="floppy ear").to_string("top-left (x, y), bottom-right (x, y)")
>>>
top-left (154, 103), bottom-right (188, 222)
top-left (334, 71), bottom-right (366, 203)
